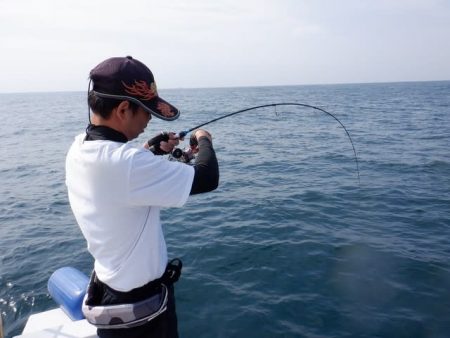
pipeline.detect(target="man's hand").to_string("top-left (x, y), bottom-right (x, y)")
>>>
top-left (190, 129), bottom-right (212, 154)
top-left (145, 132), bottom-right (180, 155)
top-left (160, 132), bottom-right (180, 153)
top-left (193, 129), bottom-right (212, 142)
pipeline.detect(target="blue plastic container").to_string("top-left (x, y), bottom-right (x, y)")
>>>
top-left (47, 267), bottom-right (89, 320)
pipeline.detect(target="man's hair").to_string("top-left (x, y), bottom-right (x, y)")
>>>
top-left (88, 91), bottom-right (140, 119)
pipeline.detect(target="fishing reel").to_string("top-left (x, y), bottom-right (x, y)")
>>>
top-left (147, 131), bottom-right (197, 164)
top-left (169, 146), bottom-right (195, 163)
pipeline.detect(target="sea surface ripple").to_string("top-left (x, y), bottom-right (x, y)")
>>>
top-left (1, 81), bottom-right (450, 337)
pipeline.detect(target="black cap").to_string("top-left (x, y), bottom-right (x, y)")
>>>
top-left (89, 56), bottom-right (179, 121)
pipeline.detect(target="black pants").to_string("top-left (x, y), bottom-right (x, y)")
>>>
top-left (96, 281), bottom-right (179, 338)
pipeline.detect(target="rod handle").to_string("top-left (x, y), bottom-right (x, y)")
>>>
top-left (178, 130), bottom-right (189, 139)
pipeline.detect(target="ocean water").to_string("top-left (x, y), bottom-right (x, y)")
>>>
top-left (1, 81), bottom-right (450, 338)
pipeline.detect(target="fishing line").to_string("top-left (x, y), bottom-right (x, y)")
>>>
top-left (177, 103), bottom-right (360, 185)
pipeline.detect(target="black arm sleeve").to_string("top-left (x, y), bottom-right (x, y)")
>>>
top-left (190, 137), bottom-right (219, 195)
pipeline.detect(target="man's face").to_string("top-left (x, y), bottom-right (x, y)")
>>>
top-left (124, 106), bottom-right (152, 140)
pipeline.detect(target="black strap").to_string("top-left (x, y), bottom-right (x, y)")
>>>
top-left (87, 259), bottom-right (183, 306)
top-left (160, 258), bottom-right (183, 284)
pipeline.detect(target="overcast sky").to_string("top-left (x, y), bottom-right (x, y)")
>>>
top-left (1, 0), bottom-right (449, 93)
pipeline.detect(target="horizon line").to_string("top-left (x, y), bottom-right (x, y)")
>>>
top-left (1, 79), bottom-right (449, 95)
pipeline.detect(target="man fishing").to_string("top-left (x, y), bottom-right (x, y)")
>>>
top-left (65, 56), bottom-right (219, 338)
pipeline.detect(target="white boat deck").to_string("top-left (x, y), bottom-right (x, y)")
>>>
top-left (13, 308), bottom-right (98, 338)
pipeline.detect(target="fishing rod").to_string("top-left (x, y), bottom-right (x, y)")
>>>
top-left (173, 103), bottom-right (360, 184)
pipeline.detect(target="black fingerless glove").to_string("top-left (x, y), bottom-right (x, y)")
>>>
top-left (147, 132), bottom-right (170, 155)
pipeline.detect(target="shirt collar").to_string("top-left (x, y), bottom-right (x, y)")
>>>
top-left (84, 124), bottom-right (128, 143)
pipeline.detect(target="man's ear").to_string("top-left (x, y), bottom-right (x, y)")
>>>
top-left (114, 101), bottom-right (130, 121)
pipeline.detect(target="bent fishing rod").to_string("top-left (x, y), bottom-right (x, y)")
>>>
top-left (173, 103), bottom-right (360, 184)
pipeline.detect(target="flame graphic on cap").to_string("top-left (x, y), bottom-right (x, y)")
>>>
top-left (122, 80), bottom-right (157, 100)
top-left (157, 102), bottom-right (175, 117)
